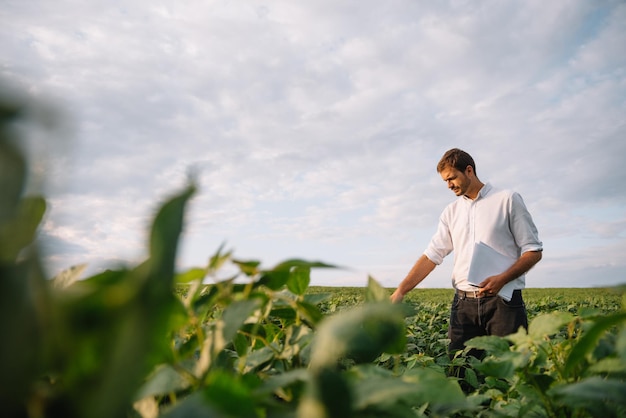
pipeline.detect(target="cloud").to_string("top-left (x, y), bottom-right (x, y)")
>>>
top-left (2, 1), bottom-right (625, 288)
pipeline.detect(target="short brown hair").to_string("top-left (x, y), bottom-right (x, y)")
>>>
top-left (437, 148), bottom-right (476, 174)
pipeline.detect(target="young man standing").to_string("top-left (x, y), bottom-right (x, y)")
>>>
top-left (390, 148), bottom-right (543, 355)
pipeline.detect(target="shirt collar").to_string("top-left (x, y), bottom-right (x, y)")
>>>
top-left (462, 182), bottom-right (491, 201)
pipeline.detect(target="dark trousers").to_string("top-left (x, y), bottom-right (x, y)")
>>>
top-left (448, 289), bottom-right (528, 354)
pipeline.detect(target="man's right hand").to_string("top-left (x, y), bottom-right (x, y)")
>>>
top-left (390, 289), bottom-right (404, 303)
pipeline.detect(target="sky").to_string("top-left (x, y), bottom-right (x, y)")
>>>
top-left (1, 0), bottom-right (625, 289)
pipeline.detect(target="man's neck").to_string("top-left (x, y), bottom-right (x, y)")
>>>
top-left (464, 180), bottom-right (485, 200)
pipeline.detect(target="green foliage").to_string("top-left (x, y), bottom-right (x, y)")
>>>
top-left (2, 90), bottom-right (625, 417)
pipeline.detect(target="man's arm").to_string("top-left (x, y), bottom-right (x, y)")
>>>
top-left (390, 254), bottom-right (437, 303)
top-left (478, 250), bottom-right (542, 296)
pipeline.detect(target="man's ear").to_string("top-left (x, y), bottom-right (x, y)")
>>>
top-left (465, 165), bottom-right (474, 176)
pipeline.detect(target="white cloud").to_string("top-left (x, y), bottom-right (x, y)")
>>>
top-left (1, 1), bottom-right (624, 288)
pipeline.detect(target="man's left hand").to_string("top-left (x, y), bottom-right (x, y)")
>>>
top-left (478, 275), bottom-right (506, 296)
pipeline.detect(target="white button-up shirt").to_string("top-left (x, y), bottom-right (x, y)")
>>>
top-left (424, 183), bottom-right (542, 291)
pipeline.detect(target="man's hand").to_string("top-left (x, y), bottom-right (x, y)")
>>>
top-left (390, 289), bottom-right (404, 303)
top-left (478, 250), bottom-right (543, 296)
top-left (478, 274), bottom-right (506, 296)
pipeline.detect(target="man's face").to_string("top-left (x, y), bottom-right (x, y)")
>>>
top-left (440, 166), bottom-right (471, 196)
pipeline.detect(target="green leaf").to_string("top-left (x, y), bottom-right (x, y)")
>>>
top-left (526, 373), bottom-right (556, 393)
top-left (244, 346), bottom-right (275, 373)
top-left (365, 276), bottom-right (390, 302)
top-left (148, 184), bottom-right (196, 290)
top-left (528, 312), bottom-right (574, 339)
top-left (135, 364), bottom-right (190, 399)
top-left (288, 266), bottom-right (311, 295)
top-left (296, 300), bottom-right (324, 325)
top-left (0, 258), bottom-right (49, 416)
top-left (57, 185), bottom-right (196, 418)
top-left (309, 303), bottom-right (406, 370)
top-left (175, 267), bottom-right (206, 284)
top-left (0, 125), bottom-right (26, 222)
top-left (260, 259), bottom-right (335, 291)
top-left (222, 299), bottom-right (261, 342)
top-left (303, 292), bottom-right (331, 305)
top-left (232, 259), bottom-right (261, 276)
top-left (588, 357), bottom-right (626, 374)
top-left (254, 368), bottom-right (309, 397)
top-left (564, 311), bottom-right (626, 376)
top-left (233, 332), bottom-right (249, 357)
top-left (474, 356), bottom-right (516, 379)
top-left (207, 242), bottom-right (232, 272)
top-left (298, 368), bottom-right (351, 418)
top-left (464, 367), bottom-right (479, 389)
top-left (270, 306), bottom-right (298, 321)
top-left (0, 196), bottom-right (46, 262)
top-left (258, 269), bottom-right (290, 290)
top-left (273, 259), bottom-right (337, 270)
top-left (202, 371), bottom-right (258, 418)
top-left (549, 376), bottom-right (626, 416)
top-left (465, 335), bottom-right (511, 354)
top-left (159, 393), bottom-right (221, 418)
top-left (352, 374), bottom-right (420, 409)
top-left (616, 326), bottom-right (626, 362)
top-left (399, 368), bottom-right (466, 412)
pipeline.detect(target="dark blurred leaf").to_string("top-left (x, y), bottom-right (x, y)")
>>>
top-left (74, 268), bottom-right (130, 288)
top-left (160, 392), bottom-right (224, 418)
top-left (0, 258), bottom-right (50, 417)
top-left (298, 368), bottom-right (352, 418)
top-left (527, 373), bottom-right (556, 392)
top-left (202, 371), bottom-right (258, 418)
top-left (0, 126), bottom-right (26, 221)
top-left (0, 195), bottom-right (46, 262)
top-left (53, 185), bottom-right (196, 418)
top-left (549, 376), bottom-right (626, 416)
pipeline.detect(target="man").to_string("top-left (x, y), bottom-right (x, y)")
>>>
top-left (390, 148), bottom-right (542, 355)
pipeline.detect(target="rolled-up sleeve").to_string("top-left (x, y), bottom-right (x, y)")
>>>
top-left (424, 214), bottom-right (454, 265)
top-left (510, 192), bottom-right (543, 254)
